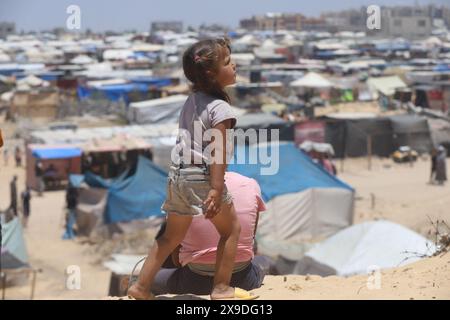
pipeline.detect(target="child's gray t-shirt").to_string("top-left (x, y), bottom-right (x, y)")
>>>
top-left (175, 91), bottom-right (236, 166)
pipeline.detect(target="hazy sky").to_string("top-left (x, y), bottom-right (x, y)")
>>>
top-left (0, 0), bottom-right (448, 32)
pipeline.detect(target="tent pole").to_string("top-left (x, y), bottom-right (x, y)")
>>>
top-left (367, 135), bottom-right (372, 171)
top-left (1, 273), bottom-right (6, 300)
top-left (30, 270), bottom-right (37, 300)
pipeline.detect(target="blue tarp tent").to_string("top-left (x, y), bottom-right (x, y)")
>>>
top-left (32, 147), bottom-right (82, 160)
top-left (228, 143), bottom-right (352, 203)
top-left (228, 142), bottom-right (354, 260)
top-left (77, 83), bottom-right (150, 104)
top-left (1, 215), bottom-right (29, 269)
top-left (82, 156), bottom-right (167, 223)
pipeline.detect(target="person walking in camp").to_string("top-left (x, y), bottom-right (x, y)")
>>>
top-left (35, 160), bottom-right (45, 196)
top-left (9, 175), bottom-right (18, 216)
top-left (64, 183), bottom-right (79, 239)
top-left (3, 146), bottom-right (8, 167)
top-left (14, 145), bottom-right (22, 167)
top-left (127, 37), bottom-right (255, 300)
top-left (435, 145), bottom-right (447, 185)
top-left (429, 147), bottom-right (438, 184)
top-left (21, 186), bottom-right (32, 228)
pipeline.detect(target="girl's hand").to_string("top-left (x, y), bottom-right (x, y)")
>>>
top-left (203, 189), bottom-right (222, 219)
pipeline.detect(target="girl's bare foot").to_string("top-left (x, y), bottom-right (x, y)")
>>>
top-left (127, 283), bottom-right (154, 300)
top-left (211, 285), bottom-right (235, 300)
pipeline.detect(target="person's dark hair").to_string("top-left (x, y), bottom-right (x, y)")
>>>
top-left (183, 37), bottom-right (232, 103)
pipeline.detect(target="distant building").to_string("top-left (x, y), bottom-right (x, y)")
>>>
top-left (368, 6), bottom-right (433, 39)
top-left (240, 13), bottom-right (332, 32)
top-left (322, 8), bottom-right (366, 32)
top-left (0, 22), bottom-right (15, 39)
top-left (150, 21), bottom-right (183, 35)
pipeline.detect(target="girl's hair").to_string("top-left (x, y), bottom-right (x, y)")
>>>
top-left (183, 37), bottom-right (231, 103)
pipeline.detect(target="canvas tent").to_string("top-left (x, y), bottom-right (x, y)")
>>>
top-left (323, 117), bottom-right (394, 158)
top-left (367, 76), bottom-right (407, 99)
top-left (389, 115), bottom-right (433, 153)
top-left (235, 112), bottom-right (295, 142)
top-left (290, 72), bottom-right (333, 88)
top-left (80, 155), bottom-right (167, 224)
top-left (228, 142), bottom-right (354, 260)
top-left (1, 215), bottom-right (29, 270)
top-left (278, 220), bottom-right (436, 276)
top-left (127, 94), bottom-right (188, 124)
top-left (26, 144), bottom-right (82, 191)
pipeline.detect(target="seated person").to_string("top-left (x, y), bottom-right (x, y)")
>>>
top-left (149, 172), bottom-right (269, 296)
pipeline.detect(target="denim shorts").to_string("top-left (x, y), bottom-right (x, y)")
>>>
top-left (161, 165), bottom-right (233, 216)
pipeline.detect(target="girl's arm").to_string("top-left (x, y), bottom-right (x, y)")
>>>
top-left (203, 119), bottom-right (232, 219)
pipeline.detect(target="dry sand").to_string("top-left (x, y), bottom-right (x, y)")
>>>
top-left (1, 136), bottom-right (449, 300)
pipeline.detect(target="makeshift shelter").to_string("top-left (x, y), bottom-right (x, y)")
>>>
top-left (367, 76), bottom-right (407, 99)
top-left (324, 116), bottom-right (394, 158)
top-left (81, 155), bottom-right (167, 224)
top-left (428, 119), bottom-right (450, 150)
top-left (235, 112), bottom-right (294, 143)
top-left (278, 220), bottom-right (436, 276)
top-left (11, 89), bottom-right (59, 119)
top-left (81, 135), bottom-right (152, 179)
top-left (290, 72), bottom-right (333, 88)
top-left (0, 215), bottom-right (39, 299)
top-left (26, 144), bottom-right (82, 191)
top-left (228, 142), bottom-right (354, 260)
top-left (1, 215), bottom-right (29, 270)
top-left (127, 94), bottom-right (188, 124)
top-left (389, 115), bottom-right (433, 153)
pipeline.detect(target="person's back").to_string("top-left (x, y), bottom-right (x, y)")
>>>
top-left (179, 172), bottom-right (265, 267)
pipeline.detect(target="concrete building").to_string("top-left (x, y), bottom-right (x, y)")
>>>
top-left (370, 6), bottom-right (433, 39)
top-left (150, 21), bottom-right (183, 35)
top-left (0, 22), bottom-right (15, 39)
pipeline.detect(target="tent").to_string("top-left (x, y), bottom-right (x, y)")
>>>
top-left (290, 72), bottom-right (333, 88)
top-left (26, 144), bottom-right (82, 191)
top-left (324, 117), bottom-right (394, 158)
top-left (127, 94), bottom-right (188, 124)
top-left (1, 215), bottom-right (29, 270)
top-left (82, 155), bottom-right (167, 223)
top-left (389, 115), bottom-right (433, 153)
top-left (228, 142), bottom-right (354, 260)
top-left (235, 112), bottom-right (294, 142)
top-left (367, 76), bottom-right (407, 98)
top-left (280, 220), bottom-right (436, 276)
top-left (128, 95), bottom-right (247, 125)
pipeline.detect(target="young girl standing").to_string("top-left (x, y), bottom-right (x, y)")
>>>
top-left (128, 37), bottom-right (257, 300)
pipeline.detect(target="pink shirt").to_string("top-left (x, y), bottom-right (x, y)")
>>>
top-left (179, 172), bottom-right (266, 266)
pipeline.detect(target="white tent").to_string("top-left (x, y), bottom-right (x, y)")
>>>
top-left (367, 75), bottom-right (407, 98)
top-left (70, 54), bottom-right (95, 65)
top-left (280, 220), bottom-right (436, 276)
top-left (290, 72), bottom-right (333, 88)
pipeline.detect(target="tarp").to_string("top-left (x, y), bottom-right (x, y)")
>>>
top-left (389, 115), bottom-right (433, 153)
top-left (83, 156), bottom-right (167, 223)
top-left (235, 113), bottom-right (294, 142)
top-left (290, 72), bottom-right (333, 88)
top-left (128, 95), bottom-right (188, 124)
top-left (77, 83), bottom-right (150, 104)
top-left (367, 76), bottom-right (407, 97)
top-left (229, 143), bottom-right (352, 203)
top-left (32, 147), bottom-right (82, 160)
top-left (228, 143), bottom-right (354, 259)
top-left (283, 220), bottom-right (436, 277)
top-left (324, 118), bottom-right (394, 158)
top-left (1, 216), bottom-right (29, 269)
